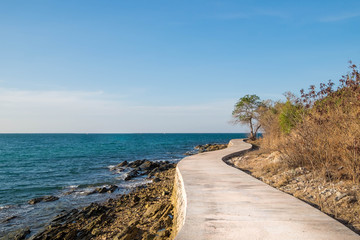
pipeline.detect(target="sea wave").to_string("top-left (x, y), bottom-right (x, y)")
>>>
top-left (0, 205), bottom-right (12, 211)
top-left (107, 165), bottom-right (116, 171)
top-left (63, 185), bottom-right (79, 189)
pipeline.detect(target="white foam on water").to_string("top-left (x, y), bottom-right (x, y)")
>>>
top-left (0, 205), bottom-right (12, 211)
top-left (107, 165), bottom-right (116, 171)
top-left (62, 185), bottom-right (79, 190)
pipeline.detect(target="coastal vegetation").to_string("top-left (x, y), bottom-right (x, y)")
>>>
top-left (259, 63), bottom-right (360, 183)
top-left (233, 63), bottom-right (360, 232)
top-left (232, 94), bottom-right (263, 140)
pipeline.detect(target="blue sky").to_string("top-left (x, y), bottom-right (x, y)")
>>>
top-left (0, 1), bottom-right (359, 133)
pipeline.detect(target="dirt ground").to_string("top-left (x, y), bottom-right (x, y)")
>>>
top-left (227, 148), bottom-right (360, 234)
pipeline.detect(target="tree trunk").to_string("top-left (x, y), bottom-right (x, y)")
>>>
top-left (249, 119), bottom-right (256, 140)
top-left (253, 124), bottom-right (261, 140)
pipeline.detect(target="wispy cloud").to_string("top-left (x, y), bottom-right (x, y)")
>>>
top-left (319, 12), bottom-right (360, 22)
top-left (0, 88), bottom-right (241, 133)
top-left (0, 89), bottom-right (105, 104)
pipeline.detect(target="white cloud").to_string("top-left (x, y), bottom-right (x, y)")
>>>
top-left (0, 88), bottom-right (245, 133)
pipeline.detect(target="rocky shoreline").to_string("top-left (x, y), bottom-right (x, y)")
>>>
top-left (3, 143), bottom-right (228, 240)
top-left (184, 143), bottom-right (228, 155)
top-left (32, 166), bottom-right (176, 240)
top-left (3, 161), bottom-right (176, 240)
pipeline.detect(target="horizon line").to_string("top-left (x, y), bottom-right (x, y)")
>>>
top-left (0, 132), bottom-right (253, 134)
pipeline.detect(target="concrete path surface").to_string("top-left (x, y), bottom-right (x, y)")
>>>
top-left (175, 139), bottom-right (360, 240)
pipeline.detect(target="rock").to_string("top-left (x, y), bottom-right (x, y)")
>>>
top-left (116, 161), bottom-right (129, 167)
top-left (82, 203), bottom-right (108, 218)
top-left (139, 161), bottom-right (159, 171)
top-left (195, 143), bottom-right (227, 153)
top-left (148, 168), bottom-right (160, 177)
top-left (91, 185), bottom-right (118, 194)
top-left (14, 227), bottom-right (30, 240)
top-left (28, 195), bottom-right (59, 205)
top-left (147, 162), bottom-right (175, 178)
top-left (155, 229), bottom-right (170, 238)
top-left (28, 197), bottom-right (44, 205)
top-left (107, 185), bottom-right (117, 193)
top-left (125, 170), bottom-right (139, 181)
top-left (95, 187), bottom-right (108, 193)
top-left (143, 233), bottom-right (157, 240)
top-left (43, 196), bottom-right (59, 202)
top-left (30, 168), bottom-right (177, 240)
top-left (114, 220), bottom-right (142, 240)
top-left (339, 195), bottom-right (357, 204)
top-left (128, 160), bottom-right (146, 168)
top-left (64, 190), bottom-right (75, 195)
top-left (320, 189), bottom-right (332, 198)
top-left (347, 196), bottom-right (357, 204)
top-left (133, 166), bottom-right (141, 172)
top-left (2, 215), bottom-right (17, 223)
top-left (266, 151), bottom-right (283, 163)
top-left (133, 195), bottom-right (140, 203)
top-left (143, 204), bottom-right (162, 218)
top-left (52, 209), bottom-right (79, 224)
top-left (335, 192), bottom-right (348, 201)
top-left (153, 178), bottom-right (161, 183)
top-left (159, 163), bottom-right (175, 171)
top-left (63, 229), bottom-right (77, 240)
top-left (184, 151), bottom-right (195, 156)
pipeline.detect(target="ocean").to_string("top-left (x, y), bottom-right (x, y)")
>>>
top-left (0, 133), bottom-right (247, 237)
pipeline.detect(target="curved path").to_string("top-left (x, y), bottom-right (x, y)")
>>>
top-left (175, 139), bottom-right (360, 240)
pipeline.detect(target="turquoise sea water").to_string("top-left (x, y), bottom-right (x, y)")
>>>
top-left (0, 133), bottom-right (247, 237)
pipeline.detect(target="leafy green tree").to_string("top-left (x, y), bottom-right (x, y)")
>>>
top-left (278, 100), bottom-right (303, 134)
top-left (232, 94), bottom-right (263, 140)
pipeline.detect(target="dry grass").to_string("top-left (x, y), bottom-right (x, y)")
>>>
top-left (258, 65), bottom-right (360, 183)
top-left (277, 103), bottom-right (360, 183)
top-left (236, 65), bottom-right (360, 232)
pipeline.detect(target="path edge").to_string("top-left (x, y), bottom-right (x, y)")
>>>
top-left (173, 139), bottom-right (252, 239)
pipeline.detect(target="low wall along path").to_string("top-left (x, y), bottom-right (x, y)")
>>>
top-left (174, 139), bottom-right (360, 240)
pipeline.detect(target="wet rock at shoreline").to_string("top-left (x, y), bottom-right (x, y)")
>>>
top-left (31, 167), bottom-right (177, 240)
top-left (28, 196), bottom-right (59, 205)
top-left (184, 150), bottom-right (196, 156)
top-left (1, 215), bottom-right (17, 223)
top-left (125, 170), bottom-right (140, 181)
top-left (19, 160), bottom-right (177, 239)
top-left (28, 198), bottom-right (43, 205)
top-left (138, 161), bottom-right (159, 171)
top-left (195, 143), bottom-right (228, 153)
top-left (13, 227), bottom-right (30, 240)
top-left (43, 196), bottom-right (59, 202)
top-left (85, 185), bottom-right (119, 195)
top-left (127, 159), bottom-right (146, 168)
top-left (120, 160), bottom-right (175, 181)
top-left (95, 185), bottom-right (118, 194)
top-left (116, 160), bottom-right (128, 168)
top-left (107, 185), bottom-right (118, 193)
top-left (51, 209), bottom-right (79, 224)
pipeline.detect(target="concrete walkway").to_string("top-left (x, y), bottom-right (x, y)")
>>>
top-left (175, 139), bottom-right (360, 240)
